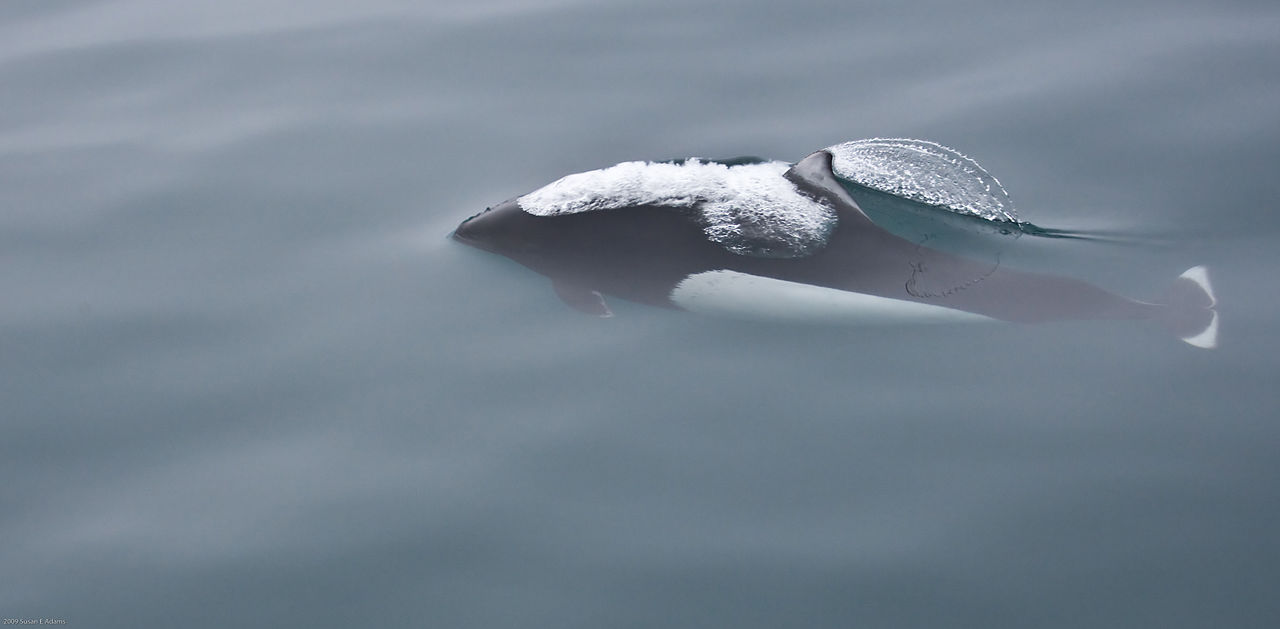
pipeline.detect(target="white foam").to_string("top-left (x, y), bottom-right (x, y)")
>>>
top-left (517, 159), bottom-right (837, 258)
top-left (670, 270), bottom-right (995, 324)
top-left (825, 138), bottom-right (1018, 222)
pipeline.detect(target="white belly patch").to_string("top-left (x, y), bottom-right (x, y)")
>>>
top-left (669, 270), bottom-right (995, 324)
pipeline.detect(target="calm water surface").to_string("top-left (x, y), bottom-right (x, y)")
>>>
top-left (3, 1), bottom-right (1279, 627)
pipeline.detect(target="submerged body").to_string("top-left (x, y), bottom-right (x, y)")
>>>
top-left (453, 145), bottom-right (1218, 348)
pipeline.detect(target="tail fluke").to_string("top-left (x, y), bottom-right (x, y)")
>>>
top-left (1156, 266), bottom-right (1218, 349)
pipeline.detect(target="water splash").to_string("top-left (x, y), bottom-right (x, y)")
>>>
top-left (517, 159), bottom-right (837, 258)
top-left (826, 138), bottom-right (1018, 223)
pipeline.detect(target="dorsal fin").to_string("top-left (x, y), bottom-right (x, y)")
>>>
top-left (783, 150), bottom-right (873, 223)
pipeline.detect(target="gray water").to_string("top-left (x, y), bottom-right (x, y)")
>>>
top-left (3, 1), bottom-right (1279, 627)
